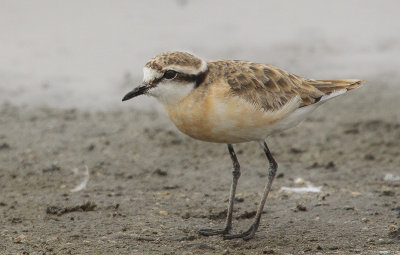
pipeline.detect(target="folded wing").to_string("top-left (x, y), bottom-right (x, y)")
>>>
top-left (222, 61), bottom-right (363, 111)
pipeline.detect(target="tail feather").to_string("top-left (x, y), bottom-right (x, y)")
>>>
top-left (308, 79), bottom-right (365, 95)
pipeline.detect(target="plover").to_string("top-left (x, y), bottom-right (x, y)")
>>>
top-left (122, 51), bottom-right (364, 240)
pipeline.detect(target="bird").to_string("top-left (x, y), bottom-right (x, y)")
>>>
top-left (122, 51), bottom-right (364, 240)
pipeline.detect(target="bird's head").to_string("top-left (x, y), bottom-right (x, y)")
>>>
top-left (122, 51), bottom-right (208, 106)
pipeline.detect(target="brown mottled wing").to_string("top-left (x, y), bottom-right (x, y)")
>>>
top-left (222, 61), bottom-right (324, 111)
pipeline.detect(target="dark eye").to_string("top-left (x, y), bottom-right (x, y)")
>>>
top-left (163, 70), bottom-right (177, 80)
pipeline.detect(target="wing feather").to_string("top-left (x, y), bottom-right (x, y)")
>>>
top-left (215, 61), bottom-right (323, 111)
top-left (206, 60), bottom-right (364, 112)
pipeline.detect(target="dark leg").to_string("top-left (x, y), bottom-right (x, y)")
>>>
top-left (198, 144), bottom-right (241, 236)
top-left (224, 140), bottom-right (278, 240)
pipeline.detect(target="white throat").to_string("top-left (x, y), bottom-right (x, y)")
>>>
top-left (147, 81), bottom-right (194, 106)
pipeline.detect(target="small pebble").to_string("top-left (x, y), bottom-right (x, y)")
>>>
top-left (42, 164), bottom-right (61, 173)
top-left (388, 227), bottom-right (400, 239)
top-left (388, 224), bottom-right (397, 232)
top-left (325, 161), bottom-right (336, 169)
top-left (263, 249), bottom-right (275, 254)
top-left (235, 197), bottom-right (244, 202)
top-left (163, 185), bottom-right (179, 190)
top-left (394, 206), bottom-right (400, 216)
top-left (384, 173), bottom-right (400, 182)
top-left (382, 190), bottom-right (395, 196)
top-left (377, 251), bottom-right (389, 255)
top-left (296, 204), bottom-right (307, 212)
top-left (290, 147), bottom-right (304, 154)
top-left (196, 243), bottom-right (215, 250)
top-left (181, 212), bottom-right (190, 219)
top-left (294, 178), bottom-right (305, 184)
top-left (364, 154), bottom-right (375, 160)
top-left (0, 143), bottom-right (10, 150)
top-left (376, 238), bottom-right (392, 245)
top-left (87, 144), bottom-right (95, 151)
top-left (13, 234), bottom-right (26, 243)
top-left (153, 169), bottom-right (167, 176)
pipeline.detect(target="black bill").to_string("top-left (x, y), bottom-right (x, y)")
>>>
top-left (122, 85), bottom-right (150, 101)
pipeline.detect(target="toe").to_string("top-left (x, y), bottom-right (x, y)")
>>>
top-left (198, 228), bottom-right (230, 236)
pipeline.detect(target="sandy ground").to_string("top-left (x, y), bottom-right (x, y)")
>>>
top-left (0, 78), bottom-right (399, 254)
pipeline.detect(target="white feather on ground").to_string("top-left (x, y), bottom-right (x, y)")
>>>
top-left (70, 165), bottom-right (90, 192)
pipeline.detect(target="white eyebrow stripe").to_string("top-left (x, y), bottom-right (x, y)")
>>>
top-left (164, 59), bottom-right (208, 75)
top-left (143, 67), bottom-right (163, 83)
top-left (199, 59), bottom-right (207, 72)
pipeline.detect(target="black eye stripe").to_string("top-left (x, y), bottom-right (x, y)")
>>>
top-left (176, 73), bottom-right (197, 82)
top-left (163, 70), bottom-right (177, 79)
top-left (151, 69), bottom-right (208, 87)
top-left (175, 70), bottom-right (208, 85)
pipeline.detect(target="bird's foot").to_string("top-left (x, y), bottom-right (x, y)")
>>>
top-left (198, 227), bottom-right (230, 236)
top-left (222, 224), bottom-right (257, 240)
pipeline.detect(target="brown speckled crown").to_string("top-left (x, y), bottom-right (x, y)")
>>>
top-left (145, 52), bottom-right (203, 71)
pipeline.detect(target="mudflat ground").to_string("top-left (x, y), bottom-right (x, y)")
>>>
top-left (0, 79), bottom-right (399, 254)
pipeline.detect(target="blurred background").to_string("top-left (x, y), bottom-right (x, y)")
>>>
top-left (0, 0), bottom-right (399, 110)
